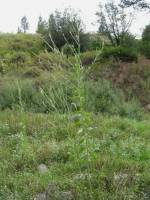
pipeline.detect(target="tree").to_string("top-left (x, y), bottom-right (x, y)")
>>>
top-left (120, 0), bottom-right (150, 10)
top-left (20, 16), bottom-right (29, 33)
top-left (47, 8), bottom-right (84, 50)
top-left (17, 27), bottom-right (22, 33)
top-left (37, 8), bottom-right (90, 51)
top-left (140, 24), bottom-right (150, 59)
top-left (142, 24), bottom-right (150, 41)
top-left (36, 16), bottom-right (48, 35)
top-left (96, 1), bottom-right (133, 46)
top-left (121, 32), bottom-right (138, 48)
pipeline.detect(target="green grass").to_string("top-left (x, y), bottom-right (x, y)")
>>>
top-left (0, 111), bottom-right (149, 199)
top-left (0, 34), bottom-right (150, 199)
top-left (0, 33), bottom-right (43, 56)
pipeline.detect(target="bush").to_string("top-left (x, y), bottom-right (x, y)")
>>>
top-left (142, 24), bottom-right (150, 42)
top-left (140, 24), bottom-right (150, 59)
top-left (118, 100), bottom-right (143, 120)
top-left (101, 46), bottom-right (138, 63)
top-left (84, 79), bottom-right (142, 119)
top-left (121, 33), bottom-right (138, 49)
top-left (89, 34), bottom-right (103, 50)
top-left (85, 79), bottom-right (122, 114)
top-left (140, 42), bottom-right (150, 59)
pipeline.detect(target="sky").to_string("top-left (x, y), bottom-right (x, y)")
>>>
top-left (0, 0), bottom-right (149, 37)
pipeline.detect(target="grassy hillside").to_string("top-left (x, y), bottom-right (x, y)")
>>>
top-left (0, 33), bottom-right (44, 74)
top-left (0, 34), bottom-right (150, 199)
top-left (0, 33), bottom-right (43, 56)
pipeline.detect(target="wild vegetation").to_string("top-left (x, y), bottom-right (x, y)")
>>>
top-left (0, 0), bottom-right (150, 199)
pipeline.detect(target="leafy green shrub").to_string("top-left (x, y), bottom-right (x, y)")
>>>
top-left (85, 79), bottom-right (122, 114)
top-left (142, 24), bottom-right (150, 42)
top-left (140, 24), bottom-right (150, 59)
top-left (118, 100), bottom-right (143, 120)
top-left (121, 33), bottom-right (138, 49)
top-left (140, 42), bottom-right (150, 59)
top-left (89, 34), bottom-right (103, 50)
top-left (101, 46), bottom-right (138, 63)
top-left (84, 79), bottom-right (142, 119)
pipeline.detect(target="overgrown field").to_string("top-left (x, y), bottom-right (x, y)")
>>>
top-left (0, 34), bottom-right (150, 199)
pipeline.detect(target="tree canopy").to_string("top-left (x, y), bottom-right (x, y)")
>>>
top-left (20, 16), bottom-right (29, 33)
top-left (36, 8), bottom-right (90, 52)
top-left (142, 24), bottom-right (150, 41)
top-left (120, 0), bottom-right (150, 10)
top-left (36, 16), bottom-right (48, 35)
top-left (96, 1), bottom-right (133, 46)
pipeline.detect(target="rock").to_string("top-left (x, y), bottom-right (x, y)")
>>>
top-left (38, 164), bottom-right (48, 174)
top-left (73, 173), bottom-right (92, 181)
top-left (146, 104), bottom-right (150, 111)
top-left (69, 114), bottom-right (82, 122)
top-left (35, 193), bottom-right (46, 200)
top-left (45, 183), bottom-right (73, 200)
top-left (45, 183), bottom-right (59, 199)
top-left (113, 173), bottom-right (128, 186)
top-left (58, 191), bottom-right (73, 200)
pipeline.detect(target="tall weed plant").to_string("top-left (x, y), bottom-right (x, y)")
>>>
top-left (41, 29), bottom-right (103, 199)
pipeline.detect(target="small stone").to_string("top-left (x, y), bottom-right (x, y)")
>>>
top-left (58, 191), bottom-right (73, 200)
top-left (45, 183), bottom-right (59, 199)
top-left (35, 193), bottom-right (46, 200)
top-left (73, 173), bottom-right (92, 181)
top-left (146, 104), bottom-right (150, 111)
top-left (113, 173), bottom-right (128, 186)
top-left (69, 114), bottom-right (82, 122)
top-left (38, 164), bottom-right (48, 174)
